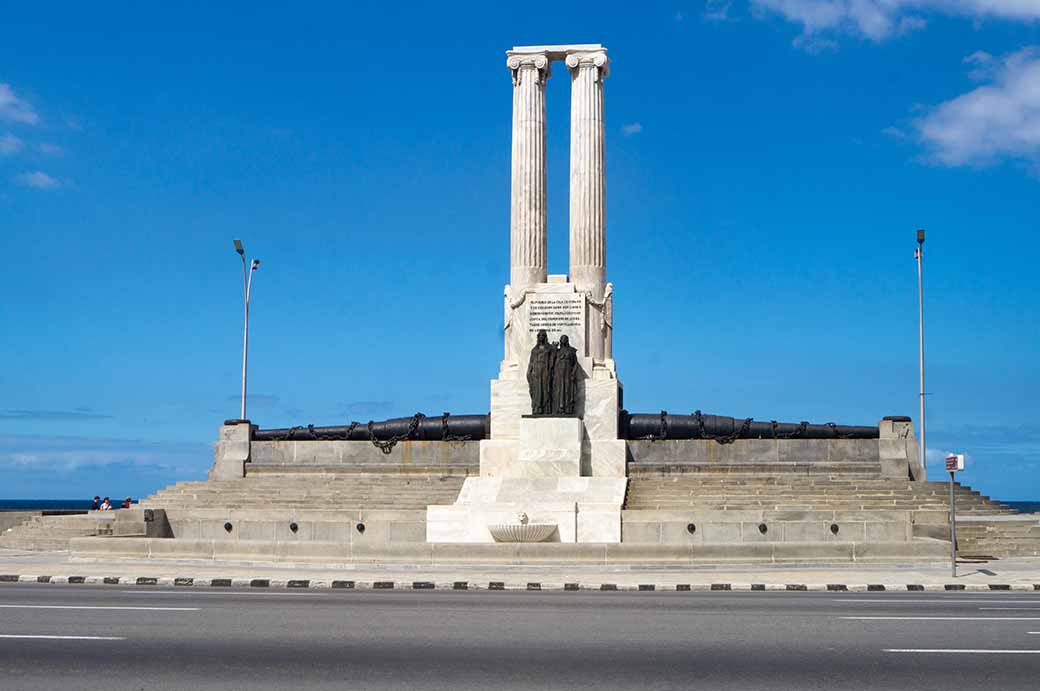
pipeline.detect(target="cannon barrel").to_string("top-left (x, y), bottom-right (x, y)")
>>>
top-left (250, 410), bottom-right (879, 443)
top-left (252, 413), bottom-right (489, 442)
top-left (621, 411), bottom-right (878, 441)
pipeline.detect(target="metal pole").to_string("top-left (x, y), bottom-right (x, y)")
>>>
top-left (949, 471), bottom-right (957, 578)
top-left (240, 255), bottom-right (250, 421)
top-left (916, 231), bottom-right (926, 480)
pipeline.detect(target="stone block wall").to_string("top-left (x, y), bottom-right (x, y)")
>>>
top-left (248, 439), bottom-right (480, 474)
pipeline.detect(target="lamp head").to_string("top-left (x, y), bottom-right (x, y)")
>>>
top-left (916, 229), bottom-right (925, 245)
top-left (251, 259), bottom-right (261, 270)
top-left (233, 239), bottom-right (245, 255)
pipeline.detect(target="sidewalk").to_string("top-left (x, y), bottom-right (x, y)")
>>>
top-left (2, 547), bottom-right (1039, 591)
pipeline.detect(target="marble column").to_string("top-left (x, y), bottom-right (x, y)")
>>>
top-left (567, 48), bottom-right (609, 359)
top-left (507, 52), bottom-right (550, 293)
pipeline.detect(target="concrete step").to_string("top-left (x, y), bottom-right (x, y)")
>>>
top-left (69, 536), bottom-right (951, 565)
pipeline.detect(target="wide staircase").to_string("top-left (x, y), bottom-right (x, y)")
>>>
top-left (957, 516), bottom-right (1040, 558)
top-left (139, 473), bottom-right (466, 511)
top-left (624, 477), bottom-right (1015, 514)
top-left (0, 513), bottom-right (115, 551)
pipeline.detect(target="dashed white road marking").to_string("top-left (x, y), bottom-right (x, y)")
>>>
top-left (885, 649), bottom-right (1040, 654)
top-left (832, 598), bottom-right (1040, 604)
top-left (0, 634), bottom-right (125, 640)
top-left (841, 616), bottom-right (1040, 621)
top-left (0, 605), bottom-right (198, 611)
top-left (978, 607), bottom-right (1040, 611)
top-left (117, 590), bottom-right (319, 596)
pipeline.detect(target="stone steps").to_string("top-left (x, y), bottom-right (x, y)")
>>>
top-left (955, 517), bottom-right (1040, 557)
top-left (0, 513), bottom-right (114, 552)
top-left (624, 477), bottom-right (1013, 516)
top-left (140, 473), bottom-right (467, 512)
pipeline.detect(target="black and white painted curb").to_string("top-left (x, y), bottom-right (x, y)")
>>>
top-left (2, 574), bottom-right (1039, 592)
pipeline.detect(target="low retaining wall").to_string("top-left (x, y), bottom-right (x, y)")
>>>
top-left (69, 536), bottom-right (950, 564)
top-left (627, 435), bottom-right (918, 479)
top-left (249, 439), bottom-right (480, 471)
top-left (622, 509), bottom-right (913, 544)
top-left (0, 511), bottom-right (39, 533)
top-left (161, 508), bottom-right (427, 546)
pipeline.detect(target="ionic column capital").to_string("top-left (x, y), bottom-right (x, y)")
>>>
top-left (565, 49), bottom-right (609, 79)
top-left (507, 52), bottom-right (552, 86)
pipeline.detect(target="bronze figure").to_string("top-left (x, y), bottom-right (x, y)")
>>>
top-left (552, 334), bottom-right (579, 415)
top-left (527, 330), bottom-right (555, 415)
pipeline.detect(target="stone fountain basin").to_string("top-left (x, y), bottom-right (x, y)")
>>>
top-left (488, 523), bottom-right (556, 543)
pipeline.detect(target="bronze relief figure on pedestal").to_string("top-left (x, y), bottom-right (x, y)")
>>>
top-left (552, 335), bottom-right (578, 415)
top-left (526, 329), bottom-right (579, 416)
top-left (527, 330), bottom-right (556, 415)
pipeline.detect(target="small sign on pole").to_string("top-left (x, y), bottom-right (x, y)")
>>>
top-left (946, 454), bottom-right (965, 577)
top-left (946, 453), bottom-right (965, 472)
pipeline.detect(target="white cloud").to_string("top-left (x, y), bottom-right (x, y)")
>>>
top-left (881, 125), bottom-right (908, 138)
top-left (752, 1), bottom-right (1040, 45)
top-left (916, 47), bottom-right (1040, 169)
top-left (622, 122), bottom-right (644, 136)
top-left (0, 434), bottom-right (207, 473)
top-left (37, 142), bottom-right (63, 157)
top-left (0, 83), bottom-right (39, 125)
top-left (0, 132), bottom-right (23, 155)
top-left (13, 171), bottom-right (61, 189)
top-left (705, 0), bottom-right (733, 21)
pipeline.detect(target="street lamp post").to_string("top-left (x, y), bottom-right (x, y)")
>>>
top-left (914, 229), bottom-right (926, 482)
top-left (234, 239), bottom-right (260, 421)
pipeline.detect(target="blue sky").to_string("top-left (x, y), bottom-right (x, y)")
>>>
top-left (1, 1), bottom-right (1037, 500)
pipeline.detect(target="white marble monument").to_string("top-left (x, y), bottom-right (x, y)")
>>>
top-left (427, 44), bottom-right (627, 544)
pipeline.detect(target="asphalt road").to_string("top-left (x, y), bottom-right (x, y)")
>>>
top-left (1, 584), bottom-right (1040, 690)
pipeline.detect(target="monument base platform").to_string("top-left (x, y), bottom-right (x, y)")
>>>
top-left (425, 477), bottom-right (627, 543)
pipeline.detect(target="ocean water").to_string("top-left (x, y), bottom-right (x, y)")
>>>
top-left (0, 500), bottom-right (127, 511)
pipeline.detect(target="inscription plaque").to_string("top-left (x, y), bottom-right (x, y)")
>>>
top-left (527, 294), bottom-right (583, 338)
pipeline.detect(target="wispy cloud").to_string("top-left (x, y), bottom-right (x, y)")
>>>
top-left (0, 434), bottom-right (207, 472)
top-left (704, 0), bottom-right (733, 21)
top-left (0, 83), bottom-right (39, 125)
top-left (751, 1), bottom-right (1040, 47)
top-left (0, 409), bottom-right (113, 421)
top-left (881, 125), bottom-right (907, 139)
top-left (0, 132), bottom-right (22, 155)
top-left (915, 47), bottom-right (1040, 170)
top-left (622, 122), bottom-right (643, 136)
top-left (12, 171), bottom-right (60, 189)
top-left (37, 142), bottom-right (63, 157)
top-left (926, 422), bottom-right (1040, 467)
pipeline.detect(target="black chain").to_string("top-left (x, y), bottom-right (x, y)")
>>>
top-left (714, 417), bottom-right (752, 445)
top-left (368, 412), bottom-right (426, 454)
top-left (440, 412), bottom-right (473, 443)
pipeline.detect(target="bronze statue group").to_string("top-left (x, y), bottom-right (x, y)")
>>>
top-left (526, 330), bottom-right (579, 416)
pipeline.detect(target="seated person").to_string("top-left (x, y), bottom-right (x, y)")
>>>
top-left (121, 496), bottom-right (132, 509)
top-left (90, 496), bottom-right (101, 510)
top-left (99, 497), bottom-right (112, 511)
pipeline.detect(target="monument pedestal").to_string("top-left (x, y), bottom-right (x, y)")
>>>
top-left (426, 417), bottom-right (626, 543)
